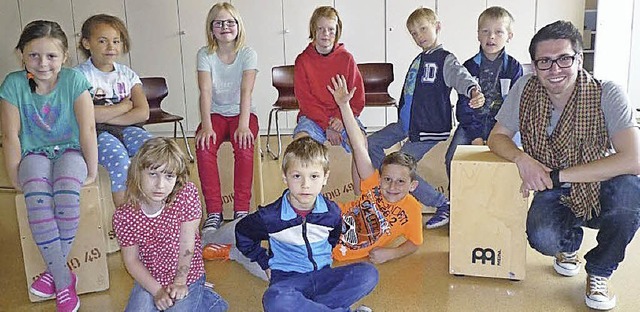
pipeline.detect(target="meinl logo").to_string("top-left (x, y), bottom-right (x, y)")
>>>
top-left (472, 247), bottom-right (502, 266)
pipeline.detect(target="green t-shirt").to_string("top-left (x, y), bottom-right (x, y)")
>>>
top-left (0, 68), bottom-right (91, 159)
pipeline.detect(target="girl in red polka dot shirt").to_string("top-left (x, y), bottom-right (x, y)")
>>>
top-left (112, 138), bottom-right (228, 311)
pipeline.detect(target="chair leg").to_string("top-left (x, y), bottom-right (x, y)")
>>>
top-left (265, 108), bottom-right (279, 160)
top-left (176, 121), bottom-right (194, 162)
top-left (173, 121), bottom-right (178, 138)
top-left (275, 110), bottom-right (282, 160)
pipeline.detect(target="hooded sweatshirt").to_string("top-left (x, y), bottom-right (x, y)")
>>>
top-left (294, 43), bottom-right (365, 130)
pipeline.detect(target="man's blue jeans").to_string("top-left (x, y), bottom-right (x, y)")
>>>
top-left (367, 122), bottom-right (449, 207)
top-left (527, 174), bottom-right (640, 277)
top-left (263, 263), bottom-right (378, 312)
top-left (125, 275), bottom-right (228, 312)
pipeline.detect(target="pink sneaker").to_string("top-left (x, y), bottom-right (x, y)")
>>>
top-left (30, 272), bottom-right (55, 298)
top-left (55, 273), bottom-right (79, 312)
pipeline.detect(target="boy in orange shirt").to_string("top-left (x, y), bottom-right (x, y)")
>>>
top-left (329, 75), bottom-right (423, 263)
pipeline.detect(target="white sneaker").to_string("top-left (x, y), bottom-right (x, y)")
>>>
top-left (354, 305), bottom-right (373, 312)
top-left (585, 274), bottom-right (616, 310)
top-left (553, 251), bottom-right (581, 277)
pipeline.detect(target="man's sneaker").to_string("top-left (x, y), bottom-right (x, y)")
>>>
top-left (425, 205), bottom-right (450, 229)
top-left (30, 271), bottom-right (56, 298)
top-left (553, 251), bottom-right (581, 277)
top-left (234, 211), bottom-right (248, 220)
top-left (55, 272), bottom-right (79, 312)
top-left (585, 274), bottom-right (616, 310)
top-left (202, 213), bottom-right (223, 232)
top-left (203, 243), bottom-right (231, 261)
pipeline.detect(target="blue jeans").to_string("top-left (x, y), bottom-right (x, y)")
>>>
top-left (526, 174), bottom-right (640, 277)
top-left (263, 263), bottom-right (378, 312)
top-left (125, 275), bottom-right (228, 312)
top-left (293, 116), bottom-right (365, 153)
top-left (367, 122), bottom-right (449, 207)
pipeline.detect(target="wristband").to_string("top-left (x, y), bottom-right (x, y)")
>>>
top-left (550, 169), bottom-right (561, 188)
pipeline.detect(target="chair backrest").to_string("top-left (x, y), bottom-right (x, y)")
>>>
top-left (357, 63), bottom-right (396, 106)
top-left (140, 77), bottom-right (169, 111)
top-left (271, 65), bottom-right (298, 109)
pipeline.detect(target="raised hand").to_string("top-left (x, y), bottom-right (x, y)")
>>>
top-left (327, 74), bottom-right (356, 107)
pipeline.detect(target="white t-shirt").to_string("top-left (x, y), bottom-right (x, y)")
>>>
top-left (75, 58), bottom-right (142, 104)
top-left (196, 46), bottom-right (258, 116)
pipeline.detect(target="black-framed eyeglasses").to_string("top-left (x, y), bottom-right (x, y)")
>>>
top-left (212, 19), bottom-right (237, 29)
top-left (533, 53), bottom-right (579, 70)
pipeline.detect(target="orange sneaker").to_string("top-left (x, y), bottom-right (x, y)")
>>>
top-left (203, 243), bottom-right (231, 261)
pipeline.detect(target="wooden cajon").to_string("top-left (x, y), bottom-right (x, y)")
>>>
top-left (97, 165), bottom-right (119, 253)
top-left (16, 183), bottom-right (110, 302)
top-left (449, 145), bottom-right (529, 280)
top-left (218, 136), bottom-right (264, 218)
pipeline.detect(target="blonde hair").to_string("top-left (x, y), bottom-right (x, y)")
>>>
top-left (281, 137), bottom-right (330, 174)
top-left (308, 6), bottom-right (342, 43)
top-left (205, 2), bottom-right (246, 53)
top-left (125, 138), bottom-right (190, 208)
top-left (79, 14), bottom-right (131, 58)
top-left (478, 6), bottom-right (514, 32)
top-left (406, 7), bottom-right (439, 28)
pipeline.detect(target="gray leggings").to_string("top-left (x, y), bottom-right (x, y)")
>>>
top-left (19, 151), bottom-right (87, 289)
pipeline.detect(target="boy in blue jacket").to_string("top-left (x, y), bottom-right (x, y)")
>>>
top-left (235, 136), bottom-right (378, 312)
top-left (444, 6), bottom-right (524, 179)
top-left (367, 7), bottom-right (485, 229)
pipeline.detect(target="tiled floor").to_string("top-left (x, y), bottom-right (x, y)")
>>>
top-left (1, 137), bottom-right (639, 311)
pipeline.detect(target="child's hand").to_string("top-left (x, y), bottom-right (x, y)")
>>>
top-left (84, 170), bottom-right (97, 186)
top-left (119, 98), bottom-right (133, 112)
top-left (328, 117), bottom-right (344, 132)
top-left (468, 87), bottom-right (485, 109)
top-left (233, 126), bottom-right (255, 149)
top-left (153, 287), bottom-right (174, 310)
top-left (327, 74), bottom-right (356, 107)
top-left (166, 283), bottom-right (189, 301)
top-left (326, 127), bottom-right (343, 146)
top-left (196, 126), bottom-right (217, 150)
top-left (369, 247), bottom-right (393, 264)
top-left (471, 138), bottom-right (484, 145)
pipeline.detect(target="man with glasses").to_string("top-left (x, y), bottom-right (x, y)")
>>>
top-left (488, 20), bottom-right (640, 310)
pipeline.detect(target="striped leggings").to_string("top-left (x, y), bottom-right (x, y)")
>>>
top-left (19, 151), bottom-right (87, 290)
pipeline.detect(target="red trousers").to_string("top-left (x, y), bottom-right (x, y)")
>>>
top-left (196, 113), bottom-right (259, 214)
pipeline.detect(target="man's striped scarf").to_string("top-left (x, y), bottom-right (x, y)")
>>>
top-left (519, 69), bottom-right (609, 220)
